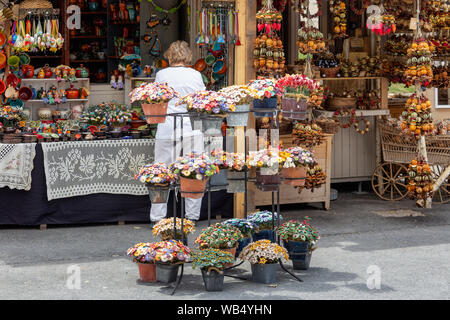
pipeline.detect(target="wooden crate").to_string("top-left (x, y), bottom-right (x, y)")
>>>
top-left (248, 134), bottom-right (333, 211)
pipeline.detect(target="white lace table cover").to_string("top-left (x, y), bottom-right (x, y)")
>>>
top-left (42, 139), bottom-right (155, 201)
top-left (0, 143), bottom-right (36, 191)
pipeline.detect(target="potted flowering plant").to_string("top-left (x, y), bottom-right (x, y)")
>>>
top-left (177, 90), bottom-right (235, 135)
top-left (222, 218), bottom-right (258, 257)
top-left (152, 218), bottom-right (195, 241)
top-left (126, 242), bottom-right (157, 282)
top-left (195, 223), bottom-right (243, 266)
top-left (275, 74), bottom-right (323, 119)
top-left (153, 240), bottom-right (191, 283)
top-left (247, 147), bottom-right (285, 192)
top-left (239, 240), bottom-right (289, 284)
top-left (280, 147), bottom-right (316, 187)
top-left (247, 210), bottom-right (282, 242)
top-left (209, 148), bottom-right (230, 191)
top-left (129, 82), bottom-right (178, 124)
top-left (278, 217), bottom-right (319, 270)
top-left (169, 152), bottom-right (219, 199)
top-left (219, 85), bottom-right (260, 126)
top-left (192, 248), bottom-right (235, 291)
top-left (135, 163), bottom-right (177, 203)
top-left (225, 152), bottom-right (247, 193)
top-left (248, 78), bottom-right (282, 117)
top-left (79, 102), bottom-right (131, 134)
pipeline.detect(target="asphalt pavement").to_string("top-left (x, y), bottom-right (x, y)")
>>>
top-left (0, 192), bottom-right (448, 300)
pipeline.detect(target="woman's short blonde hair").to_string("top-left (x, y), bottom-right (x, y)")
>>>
top-left (164, 41), bottom-right (192, 66)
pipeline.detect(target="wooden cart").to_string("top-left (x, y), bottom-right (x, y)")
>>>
top-left (372, 122), bottom-right (450, 203)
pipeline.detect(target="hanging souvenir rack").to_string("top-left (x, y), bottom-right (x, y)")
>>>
top-left (17, 8), bottom-right (60, 18)
top-left (202, 0), bottom-right (235, 8)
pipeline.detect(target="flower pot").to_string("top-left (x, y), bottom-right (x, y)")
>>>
top-left (156, 263), bottom-right (180, 283)
top-left (226, 171), bottom-right (246, 193)
top-left (281, 97), bottom-right (307, 120)
top-left (180, 177), bottom-right (207, 199)
top-left (251, 263), bottom-right (278, 284)
top-left (253, 97), bottom-right (277, 117)
top-left (202, 115), bottom-right (224, 136)
top-left (137, 263), bottom-right (157, 282)
top-left (252, 229), bottom-right (277, 242)
top-left (236, 237), bottom-right (252, 257)
top-left (201, 269), bottom-right (225, 291)
top-left (227, 104), bottom-right (250, 127)
top-left (256, 171), bottom-right (280, 192)
top-left (147, 184), bottom-right (170, 204)
top-left (142, 102), bottom-right (168, 124)
top-left (283, 240), bottom-right (312, 270)
top-left (221, 246), bottom-right (237, 268)
top-left (282, 167), bottom-right (306, 187)
top-left (209, 170), bottom-right (227, 191)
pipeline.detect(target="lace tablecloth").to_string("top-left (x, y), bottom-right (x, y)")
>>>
top-left (42, 139), bottom-right (155, 201)
top-left (0, 143), bottom-right (36, 191)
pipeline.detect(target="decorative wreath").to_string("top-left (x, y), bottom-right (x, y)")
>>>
top-left (332, 108), bottom-right (357, 129)
top-left (353, 117), bottom-right (371, 134)
top-left (292, 0), bottom-right (322, 19)
top-left (350, 0), bottom-right (371, 15)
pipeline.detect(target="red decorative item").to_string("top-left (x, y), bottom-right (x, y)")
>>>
top-left (43, 64), bottom-right (53, 78)
top-left (21, 64), bottom-right (34, 78)
top-left (66, 85), bottom-right (80, 99)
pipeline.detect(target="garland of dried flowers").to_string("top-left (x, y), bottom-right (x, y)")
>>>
top-left (353, 117), bottom-right (371, 135)
top-left (332, 108), bottom-right (357, 129)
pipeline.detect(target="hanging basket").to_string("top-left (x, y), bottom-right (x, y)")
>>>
top-left (226, 170), bottom-right (246, 193)
top-left (256, 170), bottom-right (281, 192)
top-left (20, 0), bottom-right (53, 9)
top-left (227, 104), bottom-right (250, 127)
top-left (147, 184), bottom-right (170, 204)
top-left (179, 177), bottom-right (208, 199)
top-left (253, 97), bottom-right (278, 117)
top-left (282, 167), bottom-right (306, 187)
top-left (142, 102), bottom-right (168, 124)
top-left (137, 263), bottom-right (157, 283)
top-left (189, 113), bottom-right (224, 135)
top-left (281, 97), bottom-right (308, 120)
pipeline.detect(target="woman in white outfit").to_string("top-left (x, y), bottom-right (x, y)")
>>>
top-left (150, 41), bottom-right (205, 223)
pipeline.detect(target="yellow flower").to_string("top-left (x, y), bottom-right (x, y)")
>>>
top-left (260, 257), bottom-right (267, 264)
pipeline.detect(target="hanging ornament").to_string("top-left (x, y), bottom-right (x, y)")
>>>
top-left (330, 0), bottom-right (348, 39)
top-left (292, 0), bottom-right (322, 19)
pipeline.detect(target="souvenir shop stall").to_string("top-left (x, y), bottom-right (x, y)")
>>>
top-left (0, 0), bottom-right (449, 227)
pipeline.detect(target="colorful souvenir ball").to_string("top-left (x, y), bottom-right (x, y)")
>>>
top-left (152, 240), bottom-right (191, 264)
top-left (129, 82), bottom-right (178, 104)
top-left (177, 90), bottom-right (236, 114)
top-left (194, 223), bottom-right (244, 249)
top-left (222, 218), bottom-right (258, 238)
top-left (239, 240), bottom-right (289, 265)
top-left (248, 78), bottom-right (283, 99)
top-left (126, 242), bottom-right (157, 264)
top-left (191, 248), bottom-right (235, 270)
top-left (218, 85), bottom-right (261, 105)
top-left (169, 152), bottom-right (219, 180)
top-left (281, 147), bottom-right (316, 168)
top-left (247, 210), bottom-right (282, 230)
top-left (135, 163), bottom-right (177, 185)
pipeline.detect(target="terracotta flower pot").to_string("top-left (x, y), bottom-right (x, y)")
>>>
top-left (282, 167), bottom-right (306, 187)
top-left (142, 102), bottom-right (168, 124)
top-left (221, 246), bottom-right (237, 268)
top-left (137, 263), bottom-right (157, 282)
top-left (179, 177), bottom-right (207, 199)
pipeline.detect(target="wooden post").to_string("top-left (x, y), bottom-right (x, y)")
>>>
top-left (233, 0), bottom-right (256, 218)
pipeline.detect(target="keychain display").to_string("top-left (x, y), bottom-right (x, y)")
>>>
top-left (10, 11), bottom-right (64, 54)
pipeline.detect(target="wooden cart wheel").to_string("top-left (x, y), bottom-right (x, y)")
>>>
top-left (371, 162), bottom-right (409, 201)
top-left (431, 164), bottom-right (450, 204)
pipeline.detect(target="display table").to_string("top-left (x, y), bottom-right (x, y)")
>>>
top-left (0, 142), bottom-right (233, 226)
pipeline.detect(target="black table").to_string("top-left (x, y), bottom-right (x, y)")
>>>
top-left (0, 144), bottom-right (233, 226)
